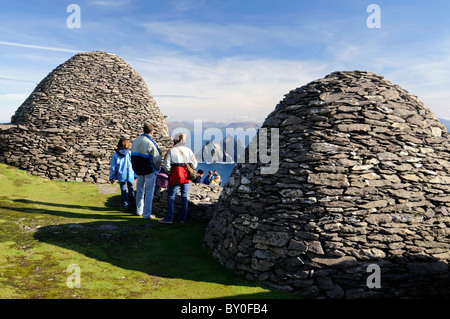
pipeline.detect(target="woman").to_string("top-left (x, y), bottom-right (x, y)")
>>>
top-left (209, 174), bottom-right (221, 186)
top-left (109, 137), bottom-right (136, 211)
top-left (159, 133), bottom-right (198, 224)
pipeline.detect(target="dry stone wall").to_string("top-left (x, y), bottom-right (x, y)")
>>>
top-left (0, 51), bottom-right (172, 183)
top-left (204, 71), bottom-right (450, 298)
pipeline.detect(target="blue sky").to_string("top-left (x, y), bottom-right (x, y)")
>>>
top-left (1, 0), bottom-right (449, 123)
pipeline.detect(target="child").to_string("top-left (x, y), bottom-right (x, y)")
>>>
top-left (109, 137), bottom-right (136, 211)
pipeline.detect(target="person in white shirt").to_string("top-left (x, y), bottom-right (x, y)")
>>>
top-left (159, 133), bottom-right (197, 224)
top-left (130, 123), bottom-right (161, 220)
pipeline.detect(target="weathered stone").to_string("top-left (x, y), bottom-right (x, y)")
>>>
top-left (428, 176), bottom-right (450, 184)
top-left (320, 92), bottom-right (344, 103)
top-left (288, 239), bottom-right (308, 252)
top-left (352, 164), bottom-right (374, 171)
top-left (311, 256), bottom-right (358, 268)
top-left (308, 173), bottom-right (349, 188)
top-left (352, 248), bottom-right (386, 260)
top-left (253, 249), bottom-right (280, 261)
top-left (308, 241), bottom-right (325, 255)
top-left (377, 152), bottom-right (400, 161)
top-left (431, 127), bottom-right (442, 137)
top-left (359, 200), bottom-right (388, 209)
top-left (294, 230), bottom-right (320, 240)
top-left (336, 124), bottom-right (371, 132)
top-left (252, 258), bottom-right (276, 272)
top-left (310, 142), bottom-right (342, 153)
top-left (365, 214), bottom-right (392, 225)
top-left (253, 231), bottom-right (291, 247)
top-left (429, 195), bottom-right (450, 202)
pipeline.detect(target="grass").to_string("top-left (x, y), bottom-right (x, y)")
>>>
top-left (0, 163), bottom-right (300, 299)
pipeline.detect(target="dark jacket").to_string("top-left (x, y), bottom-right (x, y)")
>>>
top-left (130, 134), bottom-right (162, 175)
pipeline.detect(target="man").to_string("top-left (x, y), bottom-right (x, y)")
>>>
top-left (131, 123), bottom-right (162, 219)
top-left (194, 169), bottom-right (204, 184)
top-left (202, 170), bottom-right (213, 185)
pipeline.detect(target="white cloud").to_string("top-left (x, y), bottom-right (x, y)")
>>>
top-left (129, 55), bottom-right (329, 123)
top-left (141, 21), bottom-right (257, 52)
top-left (2, 17), bottom-right (449, 125)
top-left (0, 41), bottom-right (79, 54)
top-left (0, 77), bottom-right (36, 84)
top-left (140, 20), bottom-right (312, 54)
top-left (128, 34), bottom-right (450, 123)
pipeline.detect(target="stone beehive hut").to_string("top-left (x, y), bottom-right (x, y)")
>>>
top-left (204, 71), bottom-right (450, 298)
top-left (0, 51), bottom-right (172, 182)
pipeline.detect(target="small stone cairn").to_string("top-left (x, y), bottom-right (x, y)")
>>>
top-left (204, 71), bottom-right (450, 298)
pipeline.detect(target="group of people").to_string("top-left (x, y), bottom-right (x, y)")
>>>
top-left (108, 123), bottom-right (198, 224)
top-left (194, 169), bottom-right (222, 186)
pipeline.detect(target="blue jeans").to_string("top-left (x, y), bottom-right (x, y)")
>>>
top-left (165, 182), bottom-right (190, 223)
top-left (136, 172), bottom-right (156, 219)
top-left (119, 181), bottom-right (135, 210)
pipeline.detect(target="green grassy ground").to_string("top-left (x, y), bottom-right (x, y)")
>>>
top-left (0, 163), bottom-right (299, 299)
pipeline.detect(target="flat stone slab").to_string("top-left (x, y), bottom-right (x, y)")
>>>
top-left (96, 184), bottom-right (119, 194)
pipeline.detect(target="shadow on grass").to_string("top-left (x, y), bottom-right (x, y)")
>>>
top-left (2, 196), bottom-right (299, 298)
top-left (12, 196), bottom-right (450, 299)
top-left (2, 197), bottom-right (128, 221)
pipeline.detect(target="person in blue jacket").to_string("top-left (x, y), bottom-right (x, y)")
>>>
top-left (202, 170), bottom-right (213, 185)
top-left (109, 137), bottom-right (136, 211)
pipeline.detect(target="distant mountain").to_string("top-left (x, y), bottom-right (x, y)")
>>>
top-left (167, 120), bottom-right (261, 154)
top-left (195, 134), bottom-right (246, 163)
top-left (167, 120), bottom-right (261, 133)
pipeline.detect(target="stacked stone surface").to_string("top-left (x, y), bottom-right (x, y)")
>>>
top-left (0, 51), bottom-right (173, 183)
top-left (204, 71), bottom-right (450, 298)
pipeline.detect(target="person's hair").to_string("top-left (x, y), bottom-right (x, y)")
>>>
top-left (117, 137), bottom-right (130, 149)
top-left (143, 123), bottom-right (154, 134)
top-left (198, 169), bottom-right (204, 174)
top-left (173, 132), bottom-right (186, 146)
